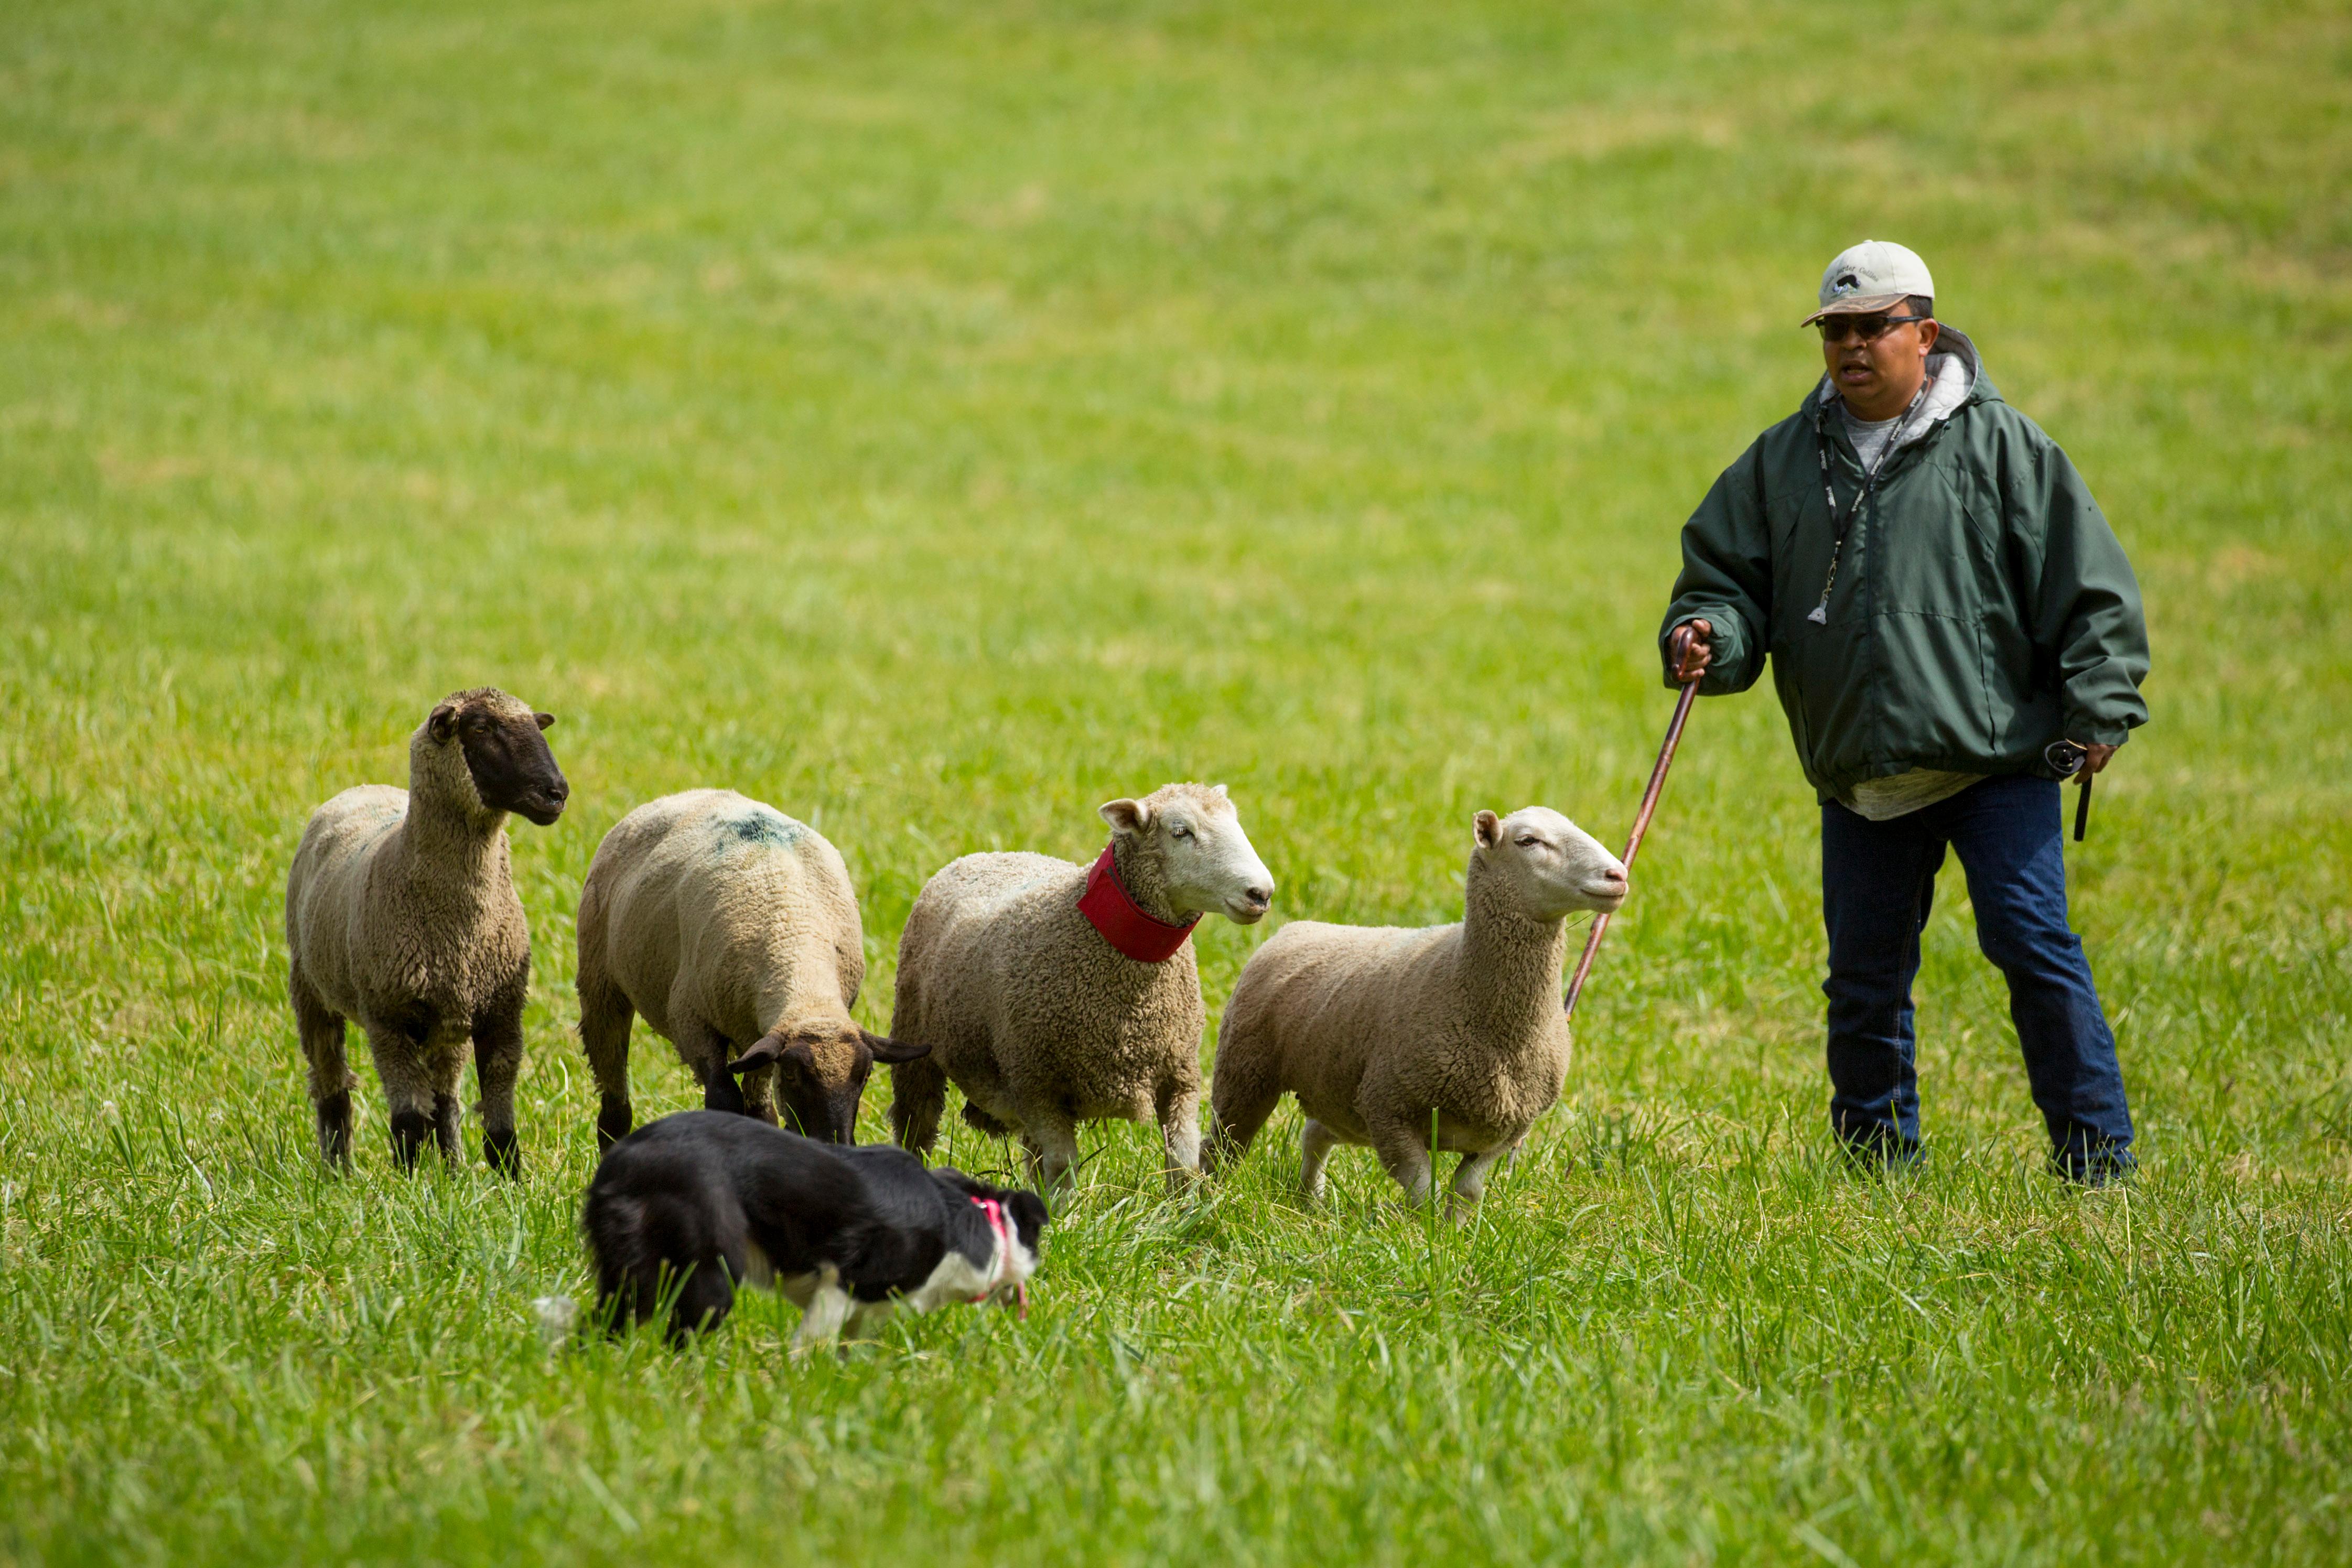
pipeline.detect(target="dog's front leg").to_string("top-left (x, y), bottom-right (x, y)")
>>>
top-left (792, 1264), bottom-right (853, 1355)
top-left (845, 1298), bottom-right (896, 1343)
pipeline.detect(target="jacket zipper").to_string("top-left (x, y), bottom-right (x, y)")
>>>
top-left (1806, 382), bottom-right (1928, 626)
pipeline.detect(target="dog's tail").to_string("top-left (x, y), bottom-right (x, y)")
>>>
top-left (531, 1293), bottom-right (579, 1347)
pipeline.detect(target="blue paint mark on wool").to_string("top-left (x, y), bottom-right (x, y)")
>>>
top-left (716, 808), bottom-right (807, 852)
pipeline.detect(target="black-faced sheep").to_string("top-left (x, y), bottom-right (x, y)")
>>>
top-left (1205, 807), bottom-right (1626, 1210)
top-left (576, 790), bottom-right (926, 1148)
top-left (884, 783), bottom-right (1275, 1195)
top-left (285, 688), bottom-right (569, 1174)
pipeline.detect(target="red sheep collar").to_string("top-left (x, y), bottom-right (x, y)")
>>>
top-left (1076, 843), bottom-right (1200, 963)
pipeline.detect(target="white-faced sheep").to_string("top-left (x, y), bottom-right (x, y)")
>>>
top-left (576, 790), bottom-right (926, 1148)
top-left (885, 783), bottom-right (1275, 1194)
top-left (1205, 807), bottom-right (1626, 1210)
top-left (285, 688), bottom-right (569, 1174)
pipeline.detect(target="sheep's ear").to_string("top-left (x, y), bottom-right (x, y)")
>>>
top-left (533, 712), bottom-right (556, 731)
top-left (725, 1031), bottom-right (788, 1075)
top-left (427, 702), bottom-right (461, 743)
top-left (1211, 783), bottom-right (1229, 798)
top-left (1473, 810), bottom-right (1502, 850)
top-left (1098, 797), bottom-right (1151, 836)
top-left (861, 1030), bottom-right (930, 1065)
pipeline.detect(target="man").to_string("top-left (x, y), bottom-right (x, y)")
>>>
top-left (1659, 240), bottom-right (2147, 1182)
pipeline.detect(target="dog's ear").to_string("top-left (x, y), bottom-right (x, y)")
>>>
top-left (860, 1029), bottom-right (929, 1065)
top-left (1008, 1190), bottom-right (1050, 1239)
top-left (725, 1031), bottom-right (789, 1075)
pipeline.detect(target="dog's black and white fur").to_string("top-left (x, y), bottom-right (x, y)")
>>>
top-left (583, 1110), bottom-right (1048, 1349)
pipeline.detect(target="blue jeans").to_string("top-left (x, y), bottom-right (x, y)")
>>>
top-left (1820, 774), bottom-right (2133, 1178)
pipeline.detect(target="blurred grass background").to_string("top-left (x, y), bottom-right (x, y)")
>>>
top-left (2, 1), bottom-right (2347, 1563)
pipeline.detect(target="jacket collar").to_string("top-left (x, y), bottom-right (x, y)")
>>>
top-left (1076, 843), bottom-right (1199, 963)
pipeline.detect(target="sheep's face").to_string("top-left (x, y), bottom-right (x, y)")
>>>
top-left (1473, 807), bottom-right (1628, 920)
top-left (426, 689), bottom-right (569, 827)
top-left (727, 1024), bottom-right (930, 1145)
top-left (1099, 783), bottom-right (1275, 924)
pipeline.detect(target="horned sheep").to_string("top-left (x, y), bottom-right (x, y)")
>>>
top-left (1205, 807), bottom-right (1626, 1210)
top-left (284, 687), bottom-right (570, 1174)
top-left (576, 789), bottom-right (926, 1148)
top-left (885, 783), bottom-right (1275, 1194)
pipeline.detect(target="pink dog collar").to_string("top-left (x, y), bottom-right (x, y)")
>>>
top-left (970, 1197), bottom-right (1028, 1317)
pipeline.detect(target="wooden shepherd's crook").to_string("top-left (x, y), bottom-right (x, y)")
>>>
top-left (1563, 624), bottom-right (1703, 1021)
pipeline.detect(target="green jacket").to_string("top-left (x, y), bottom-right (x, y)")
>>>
top-left (1659, 328), bottom-right (2148, 801)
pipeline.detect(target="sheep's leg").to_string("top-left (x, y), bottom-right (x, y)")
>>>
top-left (1156, 1078), bottom-right (1203, 1193)
top-left (431, 1087), bottom-right (465, 1165)
top-left (674, 1019), bottom-right (748, 1117)
top-left (736, 1063), bottom-right (780, 1128)
top-left (792, 1266), bottom-right (854, 1355)
top-left (961, 1101), bottom-right (1014, 1137)
top-left (471, 990), bottom-right (526, 1178)
top-left (887, 1053), bottom-right (948, 1155)
top-left (1448, 1147), bottom-right (1508, 1217)
top-left (292, 964), bottom-right (356, 1167)
top-left (577, 971), bottom-right (636, 1151)
top-left (366, 1010), bottom-right (439, 1172)
top-left (1299, 1118), bottom-right (1342, 1203)
top-left (1203, 1031), bottom-right (1281, 1177)
top-left (1367, 1116), bottom-right (1437, 1208)
top-left (1020, 1109), bottom-right (1082, 1195)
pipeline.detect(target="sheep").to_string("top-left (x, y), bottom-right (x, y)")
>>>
top-left (885, 783), bottom-right (1275, 1195)
top-left (576, 789), bottom-right (927, 1149)
top-left (285, 687), bottom-right (569, 1174)
top-left (1204, 807), bottom-right (1627, 1210)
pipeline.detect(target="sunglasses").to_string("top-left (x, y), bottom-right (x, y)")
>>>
top-left (1816, 312), bottom-right (1931, 343)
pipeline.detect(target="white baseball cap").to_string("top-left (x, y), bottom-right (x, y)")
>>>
top-left (1802, 240), bottom-right (1935, 324)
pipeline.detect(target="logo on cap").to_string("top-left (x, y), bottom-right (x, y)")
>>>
top-left (1833, 273), bottom-right (1859, 294)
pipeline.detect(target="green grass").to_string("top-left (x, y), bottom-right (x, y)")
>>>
top-left (3, 0), bottom-right (2349, 1561)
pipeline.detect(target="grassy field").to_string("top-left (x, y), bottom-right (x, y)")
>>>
top-left (4, 0), bottom-right (2349, 1561)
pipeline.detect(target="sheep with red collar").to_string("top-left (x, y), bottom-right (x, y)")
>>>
top-left (1205, 807), bottom-right (1627, 1212)
top-left (285, 687), bottom-right (570, 1175)
top-left (884, 783), bottom-right (1276, 1194)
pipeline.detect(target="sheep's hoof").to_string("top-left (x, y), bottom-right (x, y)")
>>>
top-left (483, 1128), bottom-right (521, 1177)
top-left (388, 1108), bottom-right (432, 1171)
top-left (315, 1090), bottom-right (354, 1167)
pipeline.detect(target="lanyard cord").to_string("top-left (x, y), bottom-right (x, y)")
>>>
top-left (1806, 381), bottom-right (1928, 626)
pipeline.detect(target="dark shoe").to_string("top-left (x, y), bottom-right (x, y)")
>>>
top-left (2056, 1147), bottom-right (2136, 1187)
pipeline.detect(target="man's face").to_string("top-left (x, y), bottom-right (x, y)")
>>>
top-left (1819, 306), bottom-right (1940, 418)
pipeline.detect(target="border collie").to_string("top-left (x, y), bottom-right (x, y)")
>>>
top-left (582, 1110), bottom-right (1046, 1350)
